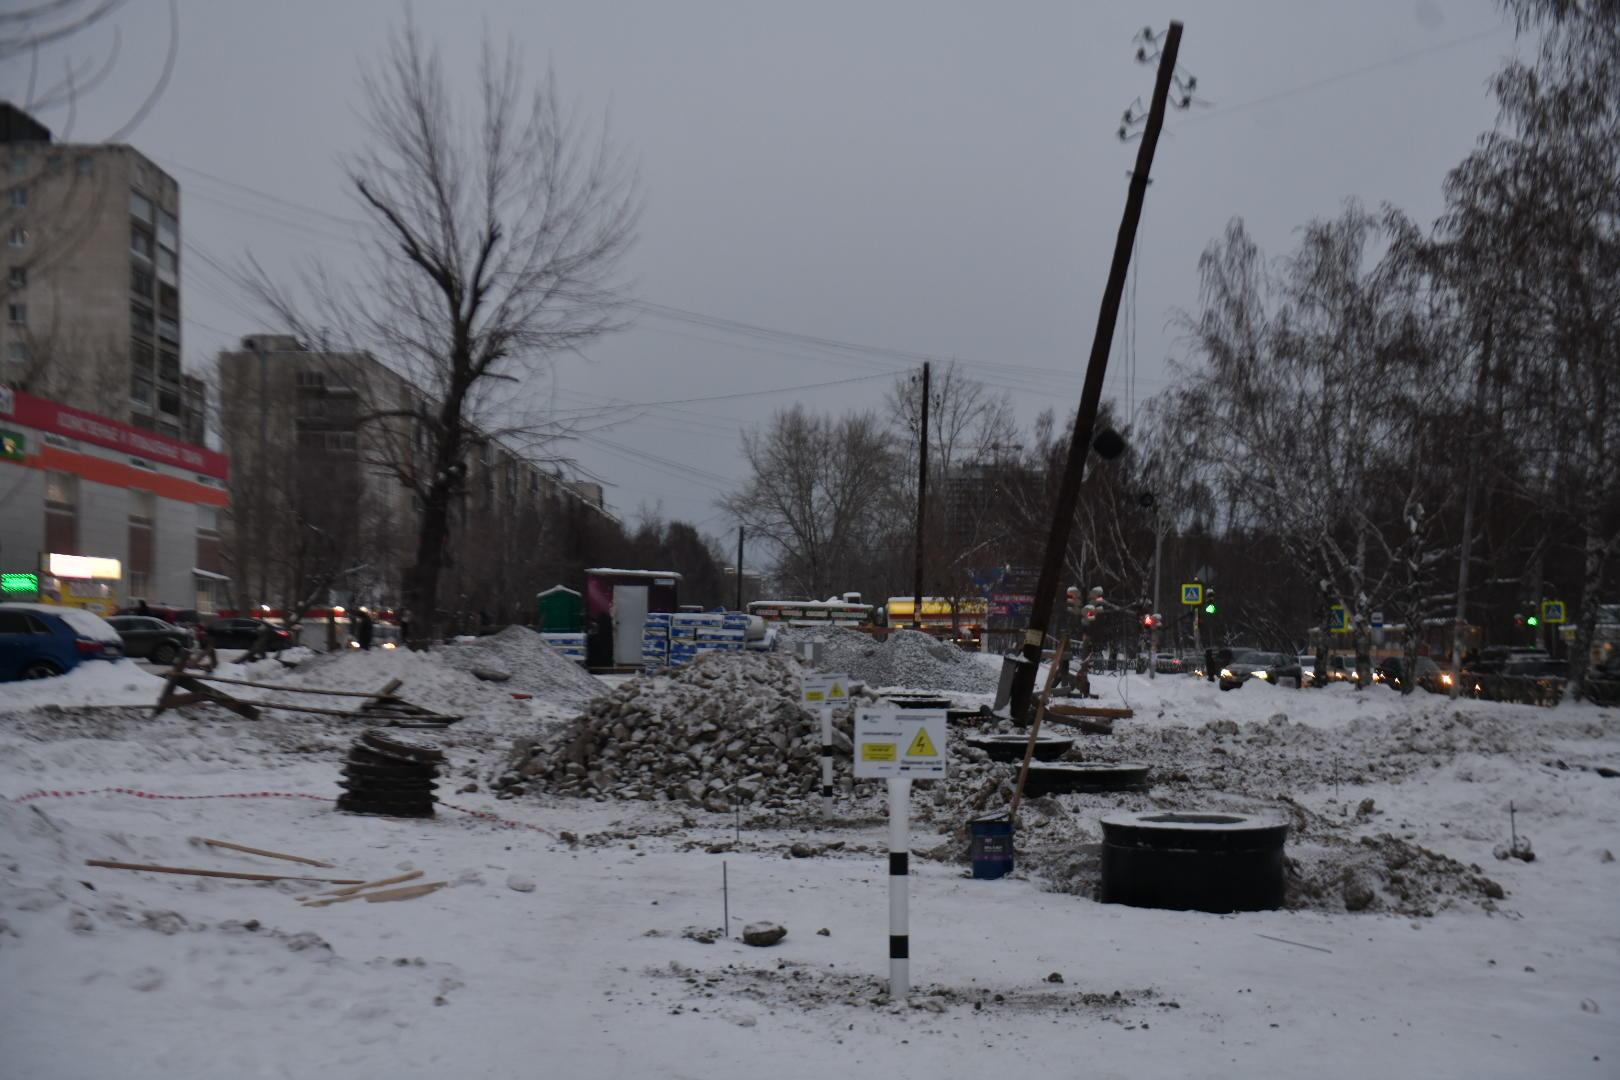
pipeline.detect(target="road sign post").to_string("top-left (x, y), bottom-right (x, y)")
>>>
top-left (854, 705), bottom-right (947, 1002)
top-left (1180, 582), bottom-right (1203, 606)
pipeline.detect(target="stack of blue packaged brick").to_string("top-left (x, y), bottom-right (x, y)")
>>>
top-left (540, 632), bottom-right (588, 665)
top-left (668, 611), bottom-right (751, 666)
top-left (641, 612), bottom-right (672, 669)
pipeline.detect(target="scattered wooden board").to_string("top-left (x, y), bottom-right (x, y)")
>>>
top-left (86, 860), bottom-right (361, 884)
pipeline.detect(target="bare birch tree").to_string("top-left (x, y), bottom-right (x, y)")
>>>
top-left (251, 18), bottom-right (638, 643)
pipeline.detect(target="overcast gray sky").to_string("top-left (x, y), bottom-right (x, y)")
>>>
top-left (7, 0), bottom-right (1521, 539)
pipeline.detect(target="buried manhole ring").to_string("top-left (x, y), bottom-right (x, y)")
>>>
top-left (1099, 810), bottom-right (1288, 913)
top-left (881, 694), bottom-right (956, 711)
top-left (966, 734), bottom-right (1074, 763)
top-left (1019, 761), bottom-right (1149, 795)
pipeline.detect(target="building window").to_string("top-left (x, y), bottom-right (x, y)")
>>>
top-left (197, 504), bottom-right (218, 532)
top-left (156, 246), bottom-right (176, 275)
top-left (130, 489), bottom-right (156, 522)
top-left (75, 156), bottom-right (92, 176)
top-left (128, 571), bottom-right (150, 599)
top-left (158, 316), bottom-right (179, 343)
top-left (132, 338), bottom-right (154, 372)
top-left (130, 225), bottom-right (153, 262)
top-left (295, 370), bottom-right (325, 390)
top-left (159, 350), bottom-right (179, 381)
top-left (130, 301), bottom-right (153, 337)
top-left (157, 210), bottom-right (177, 250)
top-left (7, 227), bottom-right (25, 248)
top-left (6, 342), bottom-right (28, 364)
top-left (131, 265), bottom-right (153, 296)
top-left (158, 389), bottom-right (180, 416)
top-left (131, 373), bottom-right (153, 405)
top-left (6, 302), bottom-right (24, 325)
top-left (131, 190), bottom-right (153, 221)
top-left (7, 188), bottom-right (25, 208)
top-left (7, 266), bottom-right (23, 289)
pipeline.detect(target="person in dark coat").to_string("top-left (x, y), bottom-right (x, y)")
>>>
top-left (136, 599), bottom-right (152, 617)
top-left (356, 608), bottom-right (375, 650)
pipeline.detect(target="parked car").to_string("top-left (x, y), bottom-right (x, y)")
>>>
top-left (0, 603), bottom-right (125, 680)
top-left (1374, 655), bottom-right (1446, 694)
top-left (106, 615), bottom-right (193, 665)
top-left (203, 617), bottom-right (292, 651)
top-left (116, 605), bottom-right (204, 630)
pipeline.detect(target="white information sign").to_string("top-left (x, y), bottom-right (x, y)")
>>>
top-left (853, 707), bottom-right (947, 779)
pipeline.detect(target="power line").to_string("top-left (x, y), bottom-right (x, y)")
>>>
top-left (1178, 22), bottom-right (1507, 125)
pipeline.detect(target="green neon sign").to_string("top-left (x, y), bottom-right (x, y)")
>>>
top-left (0, 428), bottom-right (24, 462)
top-left (1, 571), bottom-right (39, 594)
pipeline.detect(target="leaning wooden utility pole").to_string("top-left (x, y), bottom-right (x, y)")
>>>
top-left (1008, 21), bottom-right (1184, 719)
top-left (911, 360), bottom-right (930, 630)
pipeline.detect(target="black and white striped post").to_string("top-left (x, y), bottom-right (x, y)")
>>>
top-left (820, 702), bottom-right (835, 816)
top-left (888, 775), bottom-right (911, 998)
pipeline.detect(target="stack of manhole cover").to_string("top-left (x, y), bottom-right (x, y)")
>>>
top-left (1019, 761), bottom-right (1151, 796)
top-left (337, 729), bottom-right (443, 818)
top-left (1099, 811), bottom-right (1288, 912)
top-left (965, 733), bottom-right (1074, 762)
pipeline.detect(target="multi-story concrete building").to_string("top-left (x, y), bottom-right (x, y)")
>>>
top-left (0, 385), bottom-right (230, 615)
top-left (215, 334), bottom-right (612, 616)
top-left (1, 103), bottom-right (205, 444)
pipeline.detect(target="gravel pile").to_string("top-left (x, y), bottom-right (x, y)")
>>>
top-left (780, 626), bottom-right (998, 694)
top-left (439, 626), bottom-right (605, 707)
top-left (496, 651), bottom-right (844, 809)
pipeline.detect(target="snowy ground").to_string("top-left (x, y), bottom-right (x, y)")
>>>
top-left (1, 654), bottom-right (1616, 1079)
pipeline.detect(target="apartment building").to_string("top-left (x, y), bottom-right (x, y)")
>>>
top-left (1, 103), bottom-right (205, 445)
top-left (0, 385), bottom-right (230, 615)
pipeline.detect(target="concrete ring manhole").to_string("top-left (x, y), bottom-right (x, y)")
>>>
top-left (880, 694), bottom-right (955, 711)
top-left (1099, 810), bottom-right (1289, 912)
top-left (966, 734), bottom-right (1074, 762)
top-left (1020, 761), bottom-right (1150, 795)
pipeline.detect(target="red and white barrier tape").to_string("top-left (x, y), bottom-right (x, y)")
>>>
top-left (3, 787), bottom-right (556, 837)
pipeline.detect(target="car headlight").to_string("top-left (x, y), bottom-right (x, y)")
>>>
top-left (1220, 668), bottom-right (1233, 679)
top-left (382, 641), bottom-right (397, 650)
top-left (1441, 673), bottom-right (1453, 686)
top-left (1256, 670), bottom-right (1270, 680)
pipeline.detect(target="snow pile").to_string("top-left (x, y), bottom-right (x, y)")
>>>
top-left (498, 651), bottom-right (827, 808)
top-left (0, 660), bottom-right (165, 713)
top-left (436, 626), bottom-right (605, 707)
top-left (781, 626), bottom-right (998, 694)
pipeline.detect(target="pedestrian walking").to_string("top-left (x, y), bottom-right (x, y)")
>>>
top-left (356, 608), bottom-right (375, 651)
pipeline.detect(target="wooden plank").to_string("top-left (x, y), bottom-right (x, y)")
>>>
top-left (1010, 634), bottom-right (1069, 825)
top-left (186, 674), bottom-right (404, 698)
top-left (198, 838), bottom-right (333, 868)
top-left (85, 859), bottom-right (362, 884)
top-left (1047, 703), bottom-right (1133, 720)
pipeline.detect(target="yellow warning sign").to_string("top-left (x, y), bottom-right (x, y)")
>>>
top-left (906, 728), bottom-right (939, 757)
top-left (828, 681), bottom-right (848, 700)
top-left (862, 743), bottom-right (897, 762)
top-left (804, 689), bottom-right (826, 703)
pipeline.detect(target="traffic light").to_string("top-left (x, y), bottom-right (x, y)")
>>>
top-left (1141, 613), bottom-right (1154, 629)
top-left (1065, 586), bottom-right (1082, 620)
top-left (1081, 604), bottom-right (1098, 626)
top-left (1526, 613), bottom-right (1539, 628)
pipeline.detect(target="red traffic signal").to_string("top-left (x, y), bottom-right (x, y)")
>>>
top-left (1141, 613), bottom-right (1154, 628)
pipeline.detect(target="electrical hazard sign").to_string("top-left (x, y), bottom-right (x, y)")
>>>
top-left (802, 673), bottom-right (853, 705)
top-left (854, 707), bottom-right (947, 779)
top-left (906, 727), bottom-right (938, 757)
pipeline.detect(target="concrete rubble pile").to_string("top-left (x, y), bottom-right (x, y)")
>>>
top-left (779, 626), bottom-right (998, 694)
top-left (495, 652), bottom-right (852, 809)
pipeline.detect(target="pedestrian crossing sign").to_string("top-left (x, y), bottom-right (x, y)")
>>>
top-left (1329, 605), bottom-right (1349, 633)
top-left (1181, 583), bottom-right (1203, 606)
top-left (1541, 600), bottom-right (1566, 625)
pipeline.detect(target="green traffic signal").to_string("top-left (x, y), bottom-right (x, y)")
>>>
top-left (1526, 615), bottom-right (1539, 627)
top-left (1204, 602), bottom-right (1216, 615)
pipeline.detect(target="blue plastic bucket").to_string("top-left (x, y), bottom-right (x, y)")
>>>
top-left (969, 813), bottom-right (1013, 879)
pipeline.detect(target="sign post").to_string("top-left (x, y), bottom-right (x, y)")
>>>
top-left (801, 674), bottom-right (851, 817)
top-left (854, 705), bottom-right (947, 1002)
